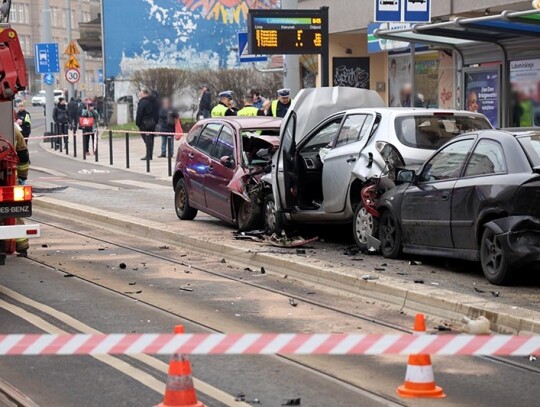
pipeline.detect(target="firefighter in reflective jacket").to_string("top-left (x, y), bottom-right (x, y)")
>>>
top-left (14, 127), bottom-right (30, 255)
top-left (211, 91), bottom-right (237, 117)
top-left (267, 88), bottom-right (292, 118)
top-left (237, 94), bottom-right (265, 117)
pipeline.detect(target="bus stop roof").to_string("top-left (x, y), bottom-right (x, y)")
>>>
top-left (374, 9), bottom-right (540, 64)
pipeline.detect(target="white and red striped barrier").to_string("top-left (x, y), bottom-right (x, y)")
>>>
top-left (0, 333), bottom-right (539, 356)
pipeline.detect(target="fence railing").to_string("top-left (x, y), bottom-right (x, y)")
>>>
top-left (47, 124), bottom-right (178, 176)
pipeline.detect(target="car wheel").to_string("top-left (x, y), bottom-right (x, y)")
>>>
top-left (264, 192), bottom-right (284, 234)
top-left (353, 203), bottom-right (378, 251)
top-left (174, 178), bottom-right (197, 220)
top-left (379, 210), bottom-right (402, 258)
top-left (237, 199), bottom-right (261, 231)
top-left (480, 228), bottom-right (511, 285)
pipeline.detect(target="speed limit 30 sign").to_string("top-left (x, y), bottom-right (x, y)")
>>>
top-left (65, 68), bottom-right (80, 84)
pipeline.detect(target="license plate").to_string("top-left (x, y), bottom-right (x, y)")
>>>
top-left (0, 201), bottom-right (32, 218)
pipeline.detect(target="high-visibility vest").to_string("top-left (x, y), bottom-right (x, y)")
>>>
top-left (237, 106), bottom-right (259, 117)
top-left (211, 104), bottom-right (228, 117)
top-left (271, 99), bottom-right (292, 117)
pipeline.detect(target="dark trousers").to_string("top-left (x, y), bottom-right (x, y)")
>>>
top-left (55, 123), bottom-right (68, 147)
top-left (82, 128), bottom-right (95, 154)
top-left (142, 133), bottom-right (154, 158)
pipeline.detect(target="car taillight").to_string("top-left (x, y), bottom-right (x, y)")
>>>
top-left (0, 186), bottom-right (32, 202)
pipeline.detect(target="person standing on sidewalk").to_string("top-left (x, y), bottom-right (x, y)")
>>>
top-left (67, 97), bottom-right (80, 139)
top-left (15, 101), bottom-right (31, 145)
top-left (157, 97), bottom-right (179, 158)
top-left (135, 89), bottom-right (157, 160)
top-left (80, 103), bottom-right (99, 156)
top-left (197, 86), bottom-right (212, 120)
top-left (53, 97), bottom-right (69, 149)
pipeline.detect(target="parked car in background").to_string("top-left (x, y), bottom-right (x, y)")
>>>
top-left (173, 117), bottom-right (281, 230)
top-left (269, 87), bottom-right (492, 249)
top-left (31, 89), bottom-right (65, 106)
top-left (377, 129), bottom-right (540, 285)
top-left (31, 90), bottom-right (45, 106)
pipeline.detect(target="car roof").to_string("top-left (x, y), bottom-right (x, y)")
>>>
top-left (197, 116), bottom-right (282, 130)
top-left (330, 107), bottom-right (489, 118)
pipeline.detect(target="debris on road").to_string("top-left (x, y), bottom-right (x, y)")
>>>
top-left (260, 267), bottom-right (266, 274)
top-left (474, 287), bottom-right (500, 297)
top-left (159, 245), bottom-right (170, 250)
top-left (463, 316), bottom-right (491, 334)
top-left (41, 244), bottom-right (49, 248)
top-left (98, 248), bottom-right (106, 251)
top-left (409, 260), bottom-right (422, 266)
top-left (529, 355), bottom-right (537, 362)
top-left (220, 258), bottom-right (227, 263)
top-left (128, 282), bottom-right (136, 286)
top-left (124, 290), bottom-right (142, 294)
top-left (234, 393), bottom-right (246, 401)
top-left (289, 298), bottom-right (298, 307)
top-left (491, 291), bottom-right (500, 297)
top-left (296, 248), bottom-right (306, 255)
top-left (268, 233), bottom-right (318, 248)
top-left (179, 286), bottom-right (194, 292)
top-left (282, 398), bottom-right (301, 406)
top-left (343, 246), bottom-right (360, 256)
top-left (119, 263), bottom-right (127, 269)
top-left (366, 235), bottom-right (381, 253)
top-left (435, 325), bottom-right (452, 332)
top-left (414, 279), bottom-right (424, 284)
top-left (64, 273), bottom-right (75, 278)
top-left (431, 282), bottom-right (440, 286)
top-left (374, 267), bottom-right (385, 271)
top-left (362, 275), bottom-right (379, 281)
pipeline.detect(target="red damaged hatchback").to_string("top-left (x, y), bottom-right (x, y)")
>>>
top-left (173, 117), bottom-right (281, 230)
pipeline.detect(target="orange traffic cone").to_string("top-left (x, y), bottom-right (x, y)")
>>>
top-left (396, 314), bottom-right (446, 399)
top-left (156, 325), bottom-right (204, 407)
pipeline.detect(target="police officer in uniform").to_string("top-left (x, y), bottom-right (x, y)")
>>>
top-left (268, 88), bottom-right (292, 118)
top-left (237, 94), bottom-right (265, 117)
top-left (211, 91), bottom-right (237, 117)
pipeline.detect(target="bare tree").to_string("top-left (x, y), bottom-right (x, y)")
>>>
top-left (131, 68), bottom-right (190, 98)
top-left (189, 68), bottom-right (283, 109)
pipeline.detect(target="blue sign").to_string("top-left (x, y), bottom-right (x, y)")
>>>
top-left (238, 32), bottom-right (267, 63)
top-left (374, 0), bottom-right (401, 22)
top-left (43, 73), bottom-right (55, 86)
top-left (34, 43), bottom-right (60, 74)
top-left (404, 0), bottom-right (431, 23)
top-left (97, 68), bottom-right (104, 84)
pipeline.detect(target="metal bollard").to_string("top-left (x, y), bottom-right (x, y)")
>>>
top-left (167, 136), bottom-right (173, 177)
top-left (50, 123), bottom-right (54, 149)
top-left (109, 130), bottom-right (113, 165)
top-left (125, 132), bottom-right (130, 169)
top-left (73, 133), bottom-right (77, 158)
top-left (95, 131), bottom-right (99, 162)
top-left (146, 155), bottom-right (150, 173)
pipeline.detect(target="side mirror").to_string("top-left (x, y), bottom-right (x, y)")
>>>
top-left (397, 169), bottom-right (415, 184)
top-left (220, 156), bottom-right (234, 168)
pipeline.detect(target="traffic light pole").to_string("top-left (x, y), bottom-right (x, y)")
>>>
top-left (42, 0), bottom-right (54, 132)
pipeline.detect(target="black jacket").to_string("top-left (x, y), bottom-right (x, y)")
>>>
top-left (67, 100), bottom-right (80, 121)
top-left (53, 104), bottom-right (69, 124)
top-left (136, 95), bottom-right (157, 131)
top-left (158, 107), bottom-right (179, 133)
top-left (16, 109), bottom-right (31, 137)
top-left (199, 91), bottom-right (212, 111)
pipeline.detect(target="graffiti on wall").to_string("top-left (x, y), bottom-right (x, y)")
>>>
top-left (332, 58), bottom-right (370, 89)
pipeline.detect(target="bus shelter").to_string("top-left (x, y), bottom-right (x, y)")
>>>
top-left (374, 9), bottom-right (540, 127)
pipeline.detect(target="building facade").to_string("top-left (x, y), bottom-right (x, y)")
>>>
top-left (9, 0), bottom-right (103, 97)
top-left (298, 0), bottom-right (536, 109)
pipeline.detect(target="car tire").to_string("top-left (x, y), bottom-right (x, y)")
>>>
top-left (237, 199), bottom-right (261, 232)
top-left (263, 192), bottom-right (283, 234)
top-left (480, 227), bottom-right (511, 285)
top-left (353, 203), bottom-right (378, 251)
top-left (174, 178), bottom-right (197, 220)
top-left (379, 210), bottom-right (402, 259)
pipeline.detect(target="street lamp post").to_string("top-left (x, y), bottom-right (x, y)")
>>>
top-left (42, 0), bottom-right (53, 132)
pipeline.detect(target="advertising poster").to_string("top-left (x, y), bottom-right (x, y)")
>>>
top-left (438, 51), bottom-right (455, 109)
top-left (388, 52), bottom-right (439, 107)
top-left (333, 58), bottom-right (370, 89)
top-left (102, 0), bottom-right (279, 79)
top-left (510, 59), bottom-right (540, 127)
top-left (464, 68), bottom-right (500, 127)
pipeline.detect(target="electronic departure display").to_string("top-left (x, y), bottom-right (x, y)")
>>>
top-left (248, 10), bottom-right (327, 55)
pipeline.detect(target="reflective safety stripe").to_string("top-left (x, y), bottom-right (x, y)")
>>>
top-left (404, 364), bottom-right (435, 384)
top-left (271, 100), bottom-right (278, 117)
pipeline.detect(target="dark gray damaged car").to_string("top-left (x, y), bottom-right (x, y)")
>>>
top-left (377, 129), bottom-right (540, 285)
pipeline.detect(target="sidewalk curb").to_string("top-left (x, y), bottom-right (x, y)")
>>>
top-left (33, 197), bottom-right (540, 335)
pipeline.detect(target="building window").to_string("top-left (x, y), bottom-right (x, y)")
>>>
top-left (10, 6), bottom-right (16, 22)
top-left (17, 4), bottom-right (23, 24)
top-left (24, 4), bottom-right (30, 24)
top-left (52, 8), bottom-right (58, 27)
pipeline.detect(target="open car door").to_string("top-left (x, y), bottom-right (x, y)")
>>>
top-left (274, 87), bottom-right (385, 212)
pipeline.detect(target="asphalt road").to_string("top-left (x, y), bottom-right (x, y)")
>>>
top-left (1, 214), bottom-right (540, 406)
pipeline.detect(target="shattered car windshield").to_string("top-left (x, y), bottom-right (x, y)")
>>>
top-left (395, 115), bottom-right (492, 150)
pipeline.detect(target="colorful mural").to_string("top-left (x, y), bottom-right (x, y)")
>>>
top-left (102, 0), bottom-right (279, 78)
